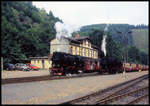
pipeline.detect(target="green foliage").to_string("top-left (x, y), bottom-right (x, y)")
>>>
top-left (88, 29), bottom-right (124, 61)
top-left (132, 29), bottom-right (148, 54)
top-left (127, 46), bottom-right (149, 65)
top-left (79, 24), bottom-right (149, 65)
top-left (79, 24), bottom-right (134, 46)
top-left (1, 1), bottom-right (61, 64)
top-left (106, 34), bottom-right (124, 61)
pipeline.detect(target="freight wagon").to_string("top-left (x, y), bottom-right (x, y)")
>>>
top-left (123, 63), bottom-right (149, 72)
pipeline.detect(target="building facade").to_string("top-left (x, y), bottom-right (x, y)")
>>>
top-left (30, 56), bottom-right (52, 69)
top-left (50, 34), bottom-right (99, 59)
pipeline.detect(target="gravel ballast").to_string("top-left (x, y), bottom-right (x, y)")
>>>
top-left (2, 71), bottom-right (148, 104)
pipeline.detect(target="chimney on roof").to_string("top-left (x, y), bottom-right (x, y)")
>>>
top-left (75, 33), bottom-right (79, 38)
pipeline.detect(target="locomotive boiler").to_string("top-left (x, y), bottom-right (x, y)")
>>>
top-left (50, 52), bottom-right (100, 76)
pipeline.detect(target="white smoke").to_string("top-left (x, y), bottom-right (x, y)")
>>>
top-left (54, 22), bottom-right (80, 40)
top-left (101, 35), bottom-right (107, 56)
top-left (104, 24), bottom-right (108, 32)
top-left (101, 24), bottom-right (109, 56)
top-left (54, 21), bottom-right (80, 52)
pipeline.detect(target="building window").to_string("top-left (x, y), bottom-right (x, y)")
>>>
top-left (88, 49), bottom-right (90, 57)
top-left (70, 46), bottom-right (73, 54)
top-left (79, 47), bottom-right (82, 56)
top-left (77, 47), bottom-right (79, 55)
top-left (75, 47), bottom-right (77, 55)
top-left (96, 52), bottom-right (98, 58)
top-left (89, 50), bottom-right (91, 58)
top-left (72, 46), bottom-right (75, 55)
top-left (88, 42), bottom-right (90, 47)
top-left (42, 59), bottom-right (45, 69)
top-left (95, 52), bottom-right (97, 58)
top-left (86, 49), bottom-right (87, 57)
top-left (86, 41), bottom-right (88, 47)
top-left (84, 48), bottom-right (86, 56)
top-left (81, 48), bottom-right (83, 56)
top-left (83, 41), bottom-right (86, 46)
top-left (92, 51), bottom-right (94, 58)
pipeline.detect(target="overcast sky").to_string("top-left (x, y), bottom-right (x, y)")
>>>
top-left (32, 1), bottom-right (148, 28)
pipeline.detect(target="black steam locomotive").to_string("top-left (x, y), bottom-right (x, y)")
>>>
top-left (50, 52), bottom-right (123, 76)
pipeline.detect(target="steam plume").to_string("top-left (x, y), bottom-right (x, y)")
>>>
top-left (54, 22), bottom-right (80, 52)
top-left (101, 35), bottom-right (107, 56)
top-left (101, 24), bottom-right (109, 56)
top-left (54, 22), bottom-right (80, 40)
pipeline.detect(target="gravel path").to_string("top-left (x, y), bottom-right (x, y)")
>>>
top-left (2, 71), bottom-right (148, 104)
top-left (1, 70), bottom-right (50, 79)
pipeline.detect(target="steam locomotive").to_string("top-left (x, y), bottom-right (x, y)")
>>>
top-left (50, 52), bottom-right (149, 76)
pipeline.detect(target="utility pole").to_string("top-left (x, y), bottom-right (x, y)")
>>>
top-left (1, 57), bottom-right (3, 71)
top-left (117, 30), bottom-right (132, 73)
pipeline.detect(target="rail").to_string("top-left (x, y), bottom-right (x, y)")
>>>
top-left (60, 74), bottom-right (148, 104)
top-left (96, 86), bottom-right (148, 104)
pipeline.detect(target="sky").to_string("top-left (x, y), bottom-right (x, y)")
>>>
top-left (32, 1), bottom-right (149, 28)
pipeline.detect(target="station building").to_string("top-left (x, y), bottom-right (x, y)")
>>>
top-left (30, 34), bottom-right (99, 69)
top-left (50, 34), bottom-right (99, 59)
top-left (30, 56), bottom-right (51, 69)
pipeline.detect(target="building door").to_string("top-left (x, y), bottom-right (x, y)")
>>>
top-left (42, 59), bottom-right (45, 69)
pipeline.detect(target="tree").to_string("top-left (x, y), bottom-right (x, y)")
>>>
top-left (1, 1), bottom-right (61, 64)
top-left (89, 29), bottom-right (104, 58)
top-left (88, 29), bottom-right (124, 61)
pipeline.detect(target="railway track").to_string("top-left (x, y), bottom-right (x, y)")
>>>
top-left (96, 86), bottom-right (148, 104)
top-left (2, 72), bottom-right (100, 85)
top-left (60, 74), bottom-right (148, 104)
